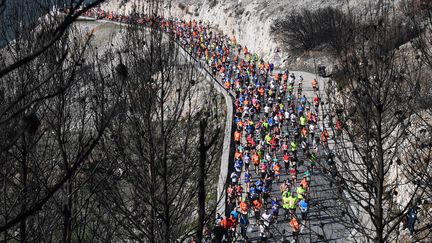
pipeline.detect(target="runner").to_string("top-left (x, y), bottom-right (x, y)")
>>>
top-left (289, 165), bottom-right (298, 186)
top-left (244, 170), bottom-right (252, 192)
top-left (79, 12), bottom-right (333, 241)
top-left (230, 208), bottom-right (239, 237)
top-left (273, 161), bottom-right (282, 182)
top-left (230, 171), bottom-right (238, 185)
top-left (299, 197), bottom-right (310, 223)
top-left (258, 219), bottom-right (270, 242)
top-left (320, 128), bottom-right (330, 147)
top-left (283, 152), bottom-right (291, 174)
top-left (261, 209), bottom-right (273, 229)
top-left (287, 192), bottom-right (298, 218)
top-left (239, 199), bottom-right (250, 215)
top-left (296, 184), bottom-right (307, 200)
top-left (309, 152), bottom-right (318, 172)
top-left (252, 197), bottom-right (263, 223)
top-left (312, 78), bottom-right (318, 92)
top-left (239, 213), bottom-right (249, 241)
top-left (300, 175), bottom-right (311, 192)
top-left (220, 216), bottom-right (234, 240)
top-left (252, 152), bottom-right (261, 174)
top-left (289, 216), bottom-right (302, 243)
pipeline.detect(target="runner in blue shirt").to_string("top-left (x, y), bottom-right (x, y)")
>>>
top-left (239, 213), bottom-right (249, 241)
top-left (271, 197), bottom-right (281, 223)
top-left (244, 171), bottom-right (252, 191)
top-left (230, 208), bottom-right (240, 221)
top-left (299, 198), bottom-right (310, 223)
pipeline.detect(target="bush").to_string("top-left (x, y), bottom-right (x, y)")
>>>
top-left (208, 0), bottom-right (218, 9)
top-left (271, 7), bottom-right (356, 54)
top-left (178, 3), bottom-right (187, 11)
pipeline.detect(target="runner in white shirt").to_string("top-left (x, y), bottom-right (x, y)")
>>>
top-left (261, 210), bottom-right (273, 228)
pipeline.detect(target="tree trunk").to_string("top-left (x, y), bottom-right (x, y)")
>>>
top-left (162, 129), bottom-right (170, 243)
top-left (160, 80), bottom-right (170, 243)
top-left (197, 119), bottom-right (207, 242)
top-left (374, 109), bottom-right (385, 243)
top-left (19, 137), bottom-right (28, 243)
top-left (3, 176), bottom-right (7, 243)
top-left (62, 179), bottom-right (73, 243)
top-left (148, 137), bottom-right (157, 243)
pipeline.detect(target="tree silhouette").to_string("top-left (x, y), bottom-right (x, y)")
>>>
top-left (321, 1), bottom-right (432, 242)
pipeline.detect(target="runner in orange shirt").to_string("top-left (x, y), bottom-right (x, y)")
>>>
top-left (252, 152), bottom-right (261, 174)
top-left (273, 162), bottom-right (282, 182)
top-left (252, 198), bottom-right (263, 221)
top-left (239, 200), bottom-right (250, 215)
top-left (234, 130), bottom-right (242, 145)
top-left (290, 216), bottom-right (302, 242)
top-left (300, 176), bottom-right (310, 191)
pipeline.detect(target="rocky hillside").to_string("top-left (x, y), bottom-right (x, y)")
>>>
top-left (168, 0), bottom-right (348, 61)
top-left (101, 0), bottom-right (380, 68)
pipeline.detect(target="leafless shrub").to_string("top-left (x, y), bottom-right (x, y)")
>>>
top-left (271, 7), bottom-right (356, 54)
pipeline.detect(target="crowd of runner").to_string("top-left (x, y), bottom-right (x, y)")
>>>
top-left (166, 17), bottom-right (333, 241)
top-left (79, 8), bottom-right (344, 243)
top-left (160, 16), bottom-right (330, 243)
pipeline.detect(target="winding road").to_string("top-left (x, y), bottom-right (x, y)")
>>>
top-left (78, 14), bottom-right (348, 242)
top-left (238, 71), bottom-right (347, 242)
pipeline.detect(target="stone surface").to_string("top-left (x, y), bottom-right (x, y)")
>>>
top-left (100, 0), bottom-right (403, 69)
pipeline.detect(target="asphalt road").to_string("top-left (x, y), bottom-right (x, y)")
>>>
top-left (77, 17), bottom-right (348, 242)
top-left (234, 71), bottom-right (348, 243)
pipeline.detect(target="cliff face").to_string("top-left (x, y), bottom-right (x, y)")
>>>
top-left (101, 0), bottom-right (378, 69)
top-left (101, 0), bottom-right (412, 69)
top-left (169, 0), bottom-right (347, 61)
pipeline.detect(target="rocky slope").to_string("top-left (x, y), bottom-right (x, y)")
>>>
top-left (168, 0), bottom-right (347, 61)
top-left (101, 0), bottom-right (388, 70)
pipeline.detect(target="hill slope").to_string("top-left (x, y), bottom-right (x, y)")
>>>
top-left (102, 0), bottom-right (378, 67)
